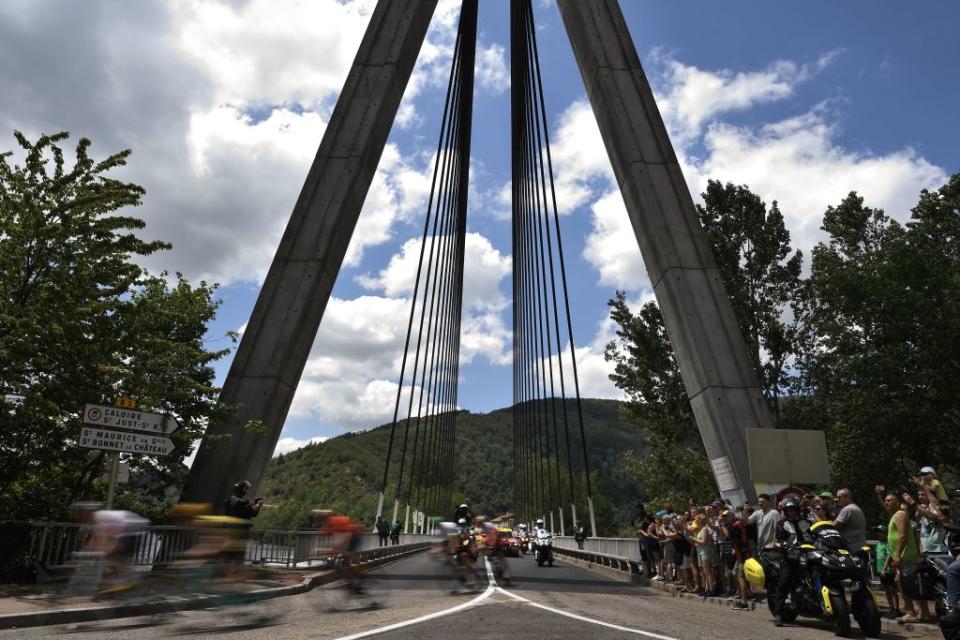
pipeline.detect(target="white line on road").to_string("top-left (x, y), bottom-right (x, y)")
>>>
top-left (334, 555), bottom-right (681, 640)
top-left (495, 587), bottom-right (680, 640)
top-left (332, 567), bottom-right (494, 640)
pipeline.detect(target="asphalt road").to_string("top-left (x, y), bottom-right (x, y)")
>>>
top-left (0, 550), bottom-right (939, 639)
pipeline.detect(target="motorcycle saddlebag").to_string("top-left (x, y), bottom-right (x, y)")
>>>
top-left (899, 561), bottom-right (938, 600)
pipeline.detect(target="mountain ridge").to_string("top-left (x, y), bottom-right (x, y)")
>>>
top-left (256, 398), bottom-right (646, 534)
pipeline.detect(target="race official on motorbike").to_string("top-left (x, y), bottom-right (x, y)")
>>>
top-left (455, 503), bottom-right (473, 525)
top-left (772, 494), bottom-right (814, 626)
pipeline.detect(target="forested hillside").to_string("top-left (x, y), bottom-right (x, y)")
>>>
top-left (256, 399), bottom-right (646, 535)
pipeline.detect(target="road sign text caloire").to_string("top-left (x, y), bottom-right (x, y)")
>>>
top-left (83, 404), bottom-right (180, 435)
top-left (79, 427), bottom-right (175, 456)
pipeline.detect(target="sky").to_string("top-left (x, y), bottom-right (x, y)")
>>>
top-left (2, 1), bottom-right (957, 457)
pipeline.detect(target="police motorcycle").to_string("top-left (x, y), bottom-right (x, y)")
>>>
top-left (532, 519), bottom-right (554, 567)
top-left (745, 520), bottom-right (881, 637)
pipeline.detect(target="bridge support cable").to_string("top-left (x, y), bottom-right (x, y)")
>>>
top-left (511, 0), bottom-right (596, 536)
top-left (378, 0), bottom-right (477, 532)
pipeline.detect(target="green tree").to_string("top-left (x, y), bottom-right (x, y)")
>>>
top-left (0, 131), bottom-right (234, 521)
top-left (697, 180), bottom-right (803, 422)
top-left (606, 182), bottom-right (804, 505)
top-left (799, 179), bottom-right (960, 517)
top-left (604, 292), bottom-right (715, 507)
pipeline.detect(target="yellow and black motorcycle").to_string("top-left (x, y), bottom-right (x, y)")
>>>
top-left (745, 521), bottom-right (881, 638)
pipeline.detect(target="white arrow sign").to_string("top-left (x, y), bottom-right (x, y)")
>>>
top-left (83, 404), bottom-right (180, 435)
top-left (78, 426), bottom-right (175, 456)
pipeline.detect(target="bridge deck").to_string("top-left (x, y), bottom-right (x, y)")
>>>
top-left (2, 552), bottom-right (934, 639)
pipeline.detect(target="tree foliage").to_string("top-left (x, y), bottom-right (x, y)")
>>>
top-left (0, 131), bottom-right (234, 521)
top-left (798, 179), bottom-right (960, 515)
top-left (606, 181), bottom-right (804, 506)
top-left (697, 180), bottom-right (804, 421)
top-left (606, 174), bottom-right (960, 519)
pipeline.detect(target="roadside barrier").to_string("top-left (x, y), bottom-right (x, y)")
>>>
top-left (554, 535), bottom-right (884, 585)
top-left (21, 521), bottom-right (435, 571)
top-left (553, 544), bottom-right (646, 579)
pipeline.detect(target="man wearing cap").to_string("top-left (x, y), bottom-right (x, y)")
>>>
top-left (920, 467), bottom-right (949, 502)
top-left (819, 491), bottom-right (839, 520)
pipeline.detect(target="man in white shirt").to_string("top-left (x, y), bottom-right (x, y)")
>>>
top-left (748, 493), bottom-right (780, 549)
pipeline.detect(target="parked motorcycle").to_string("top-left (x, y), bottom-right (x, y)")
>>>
top-left (533, 528), bottom-right (553, 567)
top-left (745, 521), bottom-right (881, 637)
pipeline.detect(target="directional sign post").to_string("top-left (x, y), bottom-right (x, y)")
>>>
top-left (81, 402), bottom-right (180, 508)
top-left (83, 404), bottom-right (181, 436)
top-left (79, 426), bottom-right (176, 456)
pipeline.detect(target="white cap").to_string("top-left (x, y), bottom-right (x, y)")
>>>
top-left (921, 466), bottom-right (936, 475)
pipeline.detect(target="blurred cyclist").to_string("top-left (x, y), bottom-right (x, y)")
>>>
top-left (312, 510), bottom-right (365, 594)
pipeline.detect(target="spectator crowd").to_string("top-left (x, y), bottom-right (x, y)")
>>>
top-left (635, 466), bottom-right (960, 624)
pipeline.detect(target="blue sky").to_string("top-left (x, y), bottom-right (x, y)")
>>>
top-left (1, 0), bottom-right (956, 456)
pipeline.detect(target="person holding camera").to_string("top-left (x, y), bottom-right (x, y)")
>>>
top-left (225, 479), bottom-right (263, 520)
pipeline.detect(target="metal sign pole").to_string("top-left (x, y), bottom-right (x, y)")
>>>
top-left (105, 453), bottom-right (120, 509)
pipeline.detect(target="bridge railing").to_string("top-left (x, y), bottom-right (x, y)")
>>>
top-left (553, 535), bottom-right (643, 562)
top-left (23, 521), bottom-right (436, 571)
top-left (554, 535), bottom-right (883, 585)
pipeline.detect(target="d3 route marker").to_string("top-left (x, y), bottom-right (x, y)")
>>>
top-left (83, 403), bottom-right (181, 435)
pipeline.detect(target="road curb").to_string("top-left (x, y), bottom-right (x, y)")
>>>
top-left (0, 543), bottom-right (430, 630)
top-left (648, 579), bottom-right (943, 637)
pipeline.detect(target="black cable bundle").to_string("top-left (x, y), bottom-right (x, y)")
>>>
top-left (511, 0), bottom-right (593, 534)
top-left (378, 0), bottom-right (477, 530)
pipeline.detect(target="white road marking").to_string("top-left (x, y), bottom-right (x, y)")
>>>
top-left (332, 561), bottom-right (494, 640)
top-left (335, 554), bottom-right (681, 640)
top-left (495, 587), bottom-right (680, 640)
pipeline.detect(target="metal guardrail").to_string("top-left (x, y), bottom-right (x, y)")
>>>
top-left (554, 536), bottom-right (643, 562)
top-left (552, 541), bottom-right (646, 580)
top-left (554, 535), bottom-right (884, 585)
top-left (24, 521), bottom-right (436, 570)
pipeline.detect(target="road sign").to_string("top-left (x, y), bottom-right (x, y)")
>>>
top-left (83, 403), bottom-right (180, 435)
top-left (79, 426), bottom-right (175, 456)
top-left (746, 428), bottom-right (831, 485)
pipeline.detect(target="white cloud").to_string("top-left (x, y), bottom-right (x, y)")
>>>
top-left (170, 0), bottom-right (377, 109)
top-left (543, 53), bottom-right (947, 296)
top-left (273, 435), bottom-right (329, 457)
top-left (685, 107), bottom-right (947, 253)
top-left (476, 43), bottom-right (510, 94)
top-left (0, 0), bottom-right (504, 288)
top-left (292, 231), bottom-right (511, 430)
top-left (582, 190), bottom-right (646, 290)
top-left (357, 232), bottom-right (511, 310)
top-left (653, 50), bottom-right (841, 144)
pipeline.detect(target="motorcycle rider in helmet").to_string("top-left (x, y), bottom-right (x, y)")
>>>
top-left (772, 494), bottom-right (813, 626)
top-left (455, 503), bottom-right (473, 525)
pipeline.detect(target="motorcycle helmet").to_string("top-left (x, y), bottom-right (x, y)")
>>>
top-left (743, 557), bottom-right (766, 589)
top-left (780, 494), bottom-right (802, 515)
top-left (233, 480), bottom-right (251, 496)
top-left (535, 518), bottom-right (545, 527)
